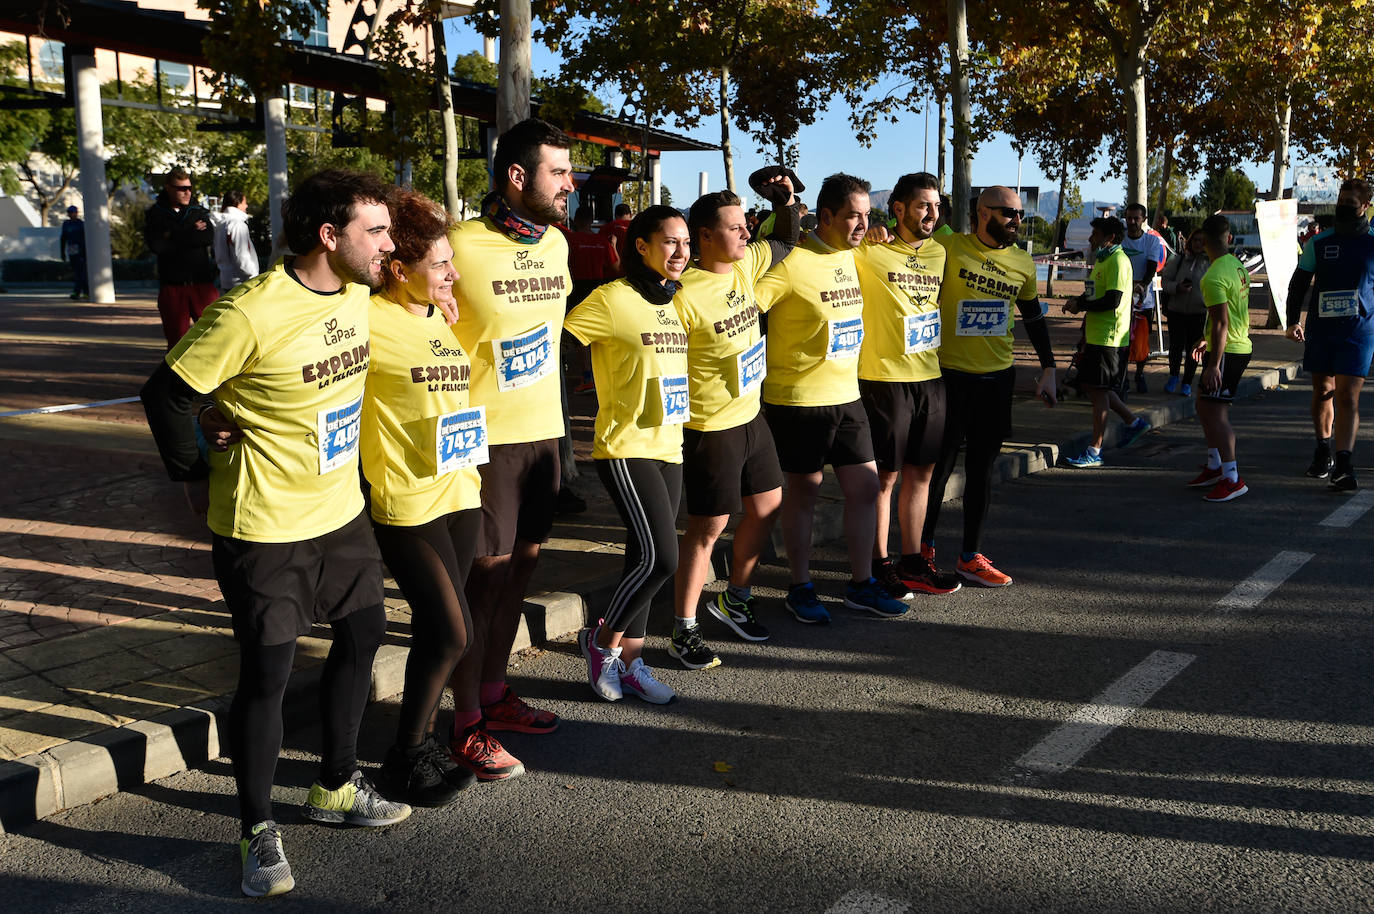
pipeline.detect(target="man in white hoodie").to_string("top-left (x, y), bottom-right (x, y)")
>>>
top-left (214, 189), bottom-right (260, 290)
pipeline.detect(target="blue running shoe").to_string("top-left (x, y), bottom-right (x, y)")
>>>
top-left (785, 582), bottom-right (830, 624)
top-left (1163, 375), bottom-right (1179, 394)
top-left (843, 578), bottom-right (909, 618)
top-left (1121, 418), bottom-right (1151, 447)
top-left (1180, 383), bottom-right (1192, 397)
top-left (1063, 450), bottom-right (1103, 468)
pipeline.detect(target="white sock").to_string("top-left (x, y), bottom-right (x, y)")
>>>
top-left (1207, 448), bottom-right (1222, 470)
top-left (1087, 445), bottom-right (1101, 456)
top-left (1222, 460), bottom-right (1238, 482)
top-left (673, 616), bottom-right (696, 635)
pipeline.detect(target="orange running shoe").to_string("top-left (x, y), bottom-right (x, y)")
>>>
top-left (482, 687), bottom-right (559, 734)
top-left (957, 553), bottom-right (1013, 587)
top-left (450, 724), bottom-right (525, 781)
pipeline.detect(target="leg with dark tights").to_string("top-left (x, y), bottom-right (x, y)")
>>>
top-left (230, 639), bottom-right (296, 837)
top-left (317, 603), bottom-right (387, 789)
top-left (961, 435), bottom-right (1003, 555)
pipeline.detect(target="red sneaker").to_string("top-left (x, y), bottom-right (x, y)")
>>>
top-left (1187, 466), bottom-right (1223, 487)
top-left (482, 687), bottom-right (559, 734)
top-left (1203, 476), bottom-right (1249, 502)
top-left (956, 553), bottom-right (1013, 587)
top-left (450, 724), bottom-right (525, 781)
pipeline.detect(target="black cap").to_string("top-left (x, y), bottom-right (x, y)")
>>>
top-left (747, 165), bottom-right (805, 196)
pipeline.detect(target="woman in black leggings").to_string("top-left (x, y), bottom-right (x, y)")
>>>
top-left (360, 188), bottom-right (487, 805)
top-left (565, 206), bottom-right (692, 704)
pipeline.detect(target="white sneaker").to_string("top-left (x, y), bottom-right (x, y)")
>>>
top-left (578, 622), bottom-right (623, 701)
top-left (619, 657), bottom-right (675, 704)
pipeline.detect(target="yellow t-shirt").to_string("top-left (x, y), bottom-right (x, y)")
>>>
top-left (362, 295), bottom-right (484, 526)
top-left (1201, 253), bottom-right (1253, 355)
top-left (854, 236), bottom-right (946, 382)
top-left (674, 242), bottom-right (773, 431)
top-left (1083, 246), bottom-right (1133, 348)
top-left (755, 235), bottom-right (865, 406)
top-left (166, 260), bottom-right (369, 543)
top-left (935, 232), bottom-right (1040, 374)
top-left (447, 217), bottom-right (571, 446)
top-left (564, 279), bottom-right (688, 462)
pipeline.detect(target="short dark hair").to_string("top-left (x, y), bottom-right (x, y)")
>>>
top-left (1125, 202), bottom-right (1148, 217)
top-left (222, 189), bottom-right (245, 210)
top-left (1339, 177), bottom-right (1373, 206)
top-left (1090, 216), bottom-right (1126, 243)
top-left (622, 205), bottom-right (686, 278)
top-left (281, 169), bottom-right (392, 256)
top-left (614, 203), bottom-right (632, 218)
top-left (889, 172), bottom-right (940, 214)
top-left (164, 167), bottom-right (191, 189)
top-left (1200, 213), bottom-right (1231, 244)
top-left (687, 189), bottom-right (741, 247)
top-left (385, 186), bottom-right (451, 270)
top-left (816, 173), bottom-right (871, 217)
top-left (492, 118), bottom-right (572, 194)
top-left (572, 205), bottom-right (594, 229)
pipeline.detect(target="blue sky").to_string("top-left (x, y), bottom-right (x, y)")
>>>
top-left (443, 18), bottom-right (1283, 210)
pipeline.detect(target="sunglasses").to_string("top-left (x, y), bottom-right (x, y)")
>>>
top-left (170, 184), bottom-right (193, 191)
top-left (989, 205), bottom-right (1024, 219)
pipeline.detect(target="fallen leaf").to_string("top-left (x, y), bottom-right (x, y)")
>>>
top-left (713, 761), bottom-right (734, 773)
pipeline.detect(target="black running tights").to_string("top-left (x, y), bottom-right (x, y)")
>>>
top-left (921, 369), bottom-right (1012, 556)
top-left (1166, 310), bottom-right (1205, 384)
top-left (372, 509), bottom-right (478, 749)
top-left (230, 604), bottom-right (386, 835)
top-left (596, 458), bottom-right (682, 639)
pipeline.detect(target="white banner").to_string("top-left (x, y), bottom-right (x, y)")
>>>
top-left (1255, 199), bottom-right (1300, 329)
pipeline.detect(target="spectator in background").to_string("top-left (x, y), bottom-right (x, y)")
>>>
top-left (600, 202), bottom-right (633, 268)
top-left (60, 204), bottom-right (87, 300)
top-left (564, 205), bottom-right (619, 307)
top-left (1160, 229), bottom-right (1210, 397)
top-left (214, 189), bottom-right (261, 291)
top-left (1153, 212), bottom-right (1179, 254)
top-left (1121, 202), bottom-right (1165, 392)
top-left (145, 167), bottom-right (219, 348)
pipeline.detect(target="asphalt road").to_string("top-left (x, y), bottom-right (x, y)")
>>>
top-left (3, 377), bottom-right (1371, 913)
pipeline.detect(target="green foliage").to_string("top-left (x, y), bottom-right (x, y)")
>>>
top-left (198, 0), bottom-right (325, 109)
top-left (109, 190), bottom-right (152, 260)
top-left (1145, 151), bottom-right (1191, 214)
top-left (1193, 167), bottom-right (1258, 212)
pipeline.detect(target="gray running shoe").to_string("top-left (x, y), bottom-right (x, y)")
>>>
top-left (301, 770), bottom-right (412, 826)
top-left (240, 820), bottom-right (294, 897)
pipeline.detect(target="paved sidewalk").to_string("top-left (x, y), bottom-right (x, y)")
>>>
top-left (0, 287), bottom-right (1305, 831)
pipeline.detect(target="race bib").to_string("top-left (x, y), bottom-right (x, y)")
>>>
top-left (435, 406), bottom-right (489, 474)
top-left (826, 317), bottom-right (864, 360)
top-left (1083, 279), bottom-right (1096, 298)
top-left (494, 323), bottom-right (553, 392)
top-left (904, 312), bottom-right (940, 354)
top-left (316, 396), bottom-right (362, 475)
top-left (731, 336), bottom-right (767, 397)
top-left (956, 300), bottom-right (1011, 337)
top-left (1318, 290), bottom-right (1360, 319)
top-left (646, 375), bottom-right (690, 426)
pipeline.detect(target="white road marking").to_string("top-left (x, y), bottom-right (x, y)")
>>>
top-left (1011, 650), bottom-right (1197, 776)
top-left (1319, 490), bottom-right (1374, 528)
top-left (0, 396), bottom-right (141, 418)
top-left (825, 890), bottom-right (911, 914)
top-left (1216, 550), bottom-right (1313, 610)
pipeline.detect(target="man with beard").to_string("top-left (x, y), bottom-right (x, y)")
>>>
top-left (1121, 202), bottom-right (1165, 392)
top-left (854, 172), bottom-right (962, 599)
top-left (1285, 177), bottom-right (1374, 491)
top-left (924, 185), bottom-right (1058, 587)
top-left (443, 119), bottom-right (575, 779)
top-left (140, 169), bottom-right (410, 897)
top-left (755, 173), bottom-right (909, 623)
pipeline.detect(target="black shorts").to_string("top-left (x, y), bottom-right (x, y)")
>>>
top-left (1079, 343), bottom-right (1129, 391)
top-left (212, 509), bottom-right (385, 647)
top-left (941, 366), bottom-right (1015, 448)
top-left (682, 411), bottom-right (784, 516)
top-left (1200, 352), bottom-right (1251, 403)
top-left (859, 377), bottom-right (947, 471)
top-left (476, 438), bottom-right (560, 557)
top-left (763, 399), bottom-right (874, 474)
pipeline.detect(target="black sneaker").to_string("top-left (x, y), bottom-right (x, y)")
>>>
top-left (556, 486), bottom-right (587, 515)
top-left (895, 555), bottom-right (962, 595)
top-left (380, 734), bottom-right (469, 808)
top-left (667, 624), bottom-right (721, 670)
top-left (1307, 443), bottom-right (1333, 479)
top-left (876, 558), bottom-right (911, 599)
top-left (1330, 456), bottom-right (1358, 492)
top-left (707, 591), bottom-right (771, 641)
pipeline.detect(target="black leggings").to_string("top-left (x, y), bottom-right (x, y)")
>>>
top-left (596, 458), bottom-right (682, 639)
top-left (922, 368), bottom-right (1013, 556)
top-left (1166, 309), bottom-right (1206, 383)
top-left (373, 509), bottom-right (479, 749)
top-left (229, 604), bottom-right (387, 835)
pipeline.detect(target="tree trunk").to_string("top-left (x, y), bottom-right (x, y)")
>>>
top-left (1048, 158), bottom-right (1067, 298)
top-left (719, 65), bottom-right (736, 193)
top-left (1119, 44), bottom-right (1148, 207)
top-left (937, 91), bottom-right (948, 193)
top-left (496, 0), bottom-right (531, 136)
top-left (776, 136), bottom-right (786, 167)
top-left (1271, 93), bottom-right (1292, 199)
top-left (432, 11), bottom-right (461, 217)
top-left (1155, 135), bottom-right (1173, 219)
top-left (947, 0), bottom-right (971, 232)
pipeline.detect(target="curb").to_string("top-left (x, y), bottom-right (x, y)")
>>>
top-left (0, 358), bottom-right (1304, 833)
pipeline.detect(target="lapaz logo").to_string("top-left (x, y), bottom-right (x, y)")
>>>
top-left (323, 318), bottom-right (357, 345)
top-left (906, 255), bottom-right (920, 269)
top-left (430, 338), bottom-right (465, 357)
top-left (725, 290), bottom-right (746, 310)
top-left (513, 249), bottom-right (545, 271)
